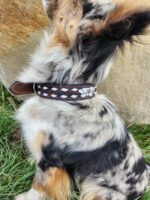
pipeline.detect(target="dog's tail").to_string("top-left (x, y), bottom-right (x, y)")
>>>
top-left (33, 167), bottom-right (72, 200)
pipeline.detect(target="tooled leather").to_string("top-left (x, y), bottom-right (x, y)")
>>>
top-left (9, 81), bottom-right (34, 95)
top-left (9, 81), bottom-right (96, 101)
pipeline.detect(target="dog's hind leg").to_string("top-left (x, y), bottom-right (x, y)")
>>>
top-left (80, 180), bottom-right (126, 200)
top-left (33, 167), bottom-right (72, 200)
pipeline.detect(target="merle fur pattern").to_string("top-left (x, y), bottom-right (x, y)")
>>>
top-left (15, 1), bottom-right (150, 200)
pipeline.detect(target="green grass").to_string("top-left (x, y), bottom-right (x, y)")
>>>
top-left (0, 84), bottom-right (150, 200)
top-left (0, 84), bottom-right (35, 200)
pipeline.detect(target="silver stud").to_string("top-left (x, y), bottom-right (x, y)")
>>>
top-left (52, 87), bottom-right (58, 91)
top-left (61, 88), bottom-right (68, 92)
top-left (71, 95), bottom-right (78, 98)
top-left (61, 95), bottom-right (67, 99)
top-left (51, 94), bottom-right (57, 98)
top-left (43, 93), bottom-right (48, 97)
top-left (72, 88), bottom-right (78, 92)
top-left (43, 86), bottom-right (48, 90)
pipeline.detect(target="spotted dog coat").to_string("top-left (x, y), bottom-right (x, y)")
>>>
top-left (15, 0), bottom-right (150, 200)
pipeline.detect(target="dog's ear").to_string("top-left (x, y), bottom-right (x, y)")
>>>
top-left (105, 0), bottom-right (150, 42)
top-left (74, 0), bottom-right (150, 83)
top-left (42, 0), bottom-right (58, 19)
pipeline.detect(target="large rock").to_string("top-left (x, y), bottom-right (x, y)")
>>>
top-left (0, 0), bottom-right (150, 123)
top-left (0, 0), bottom-right (49, 85)
top-left (98, 38), bottom-right (150, 123)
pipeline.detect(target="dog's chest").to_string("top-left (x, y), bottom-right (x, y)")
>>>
top-left (16, 94), bottom-right (126, 154)
top-left (17, 96), bottom-right (102, 151)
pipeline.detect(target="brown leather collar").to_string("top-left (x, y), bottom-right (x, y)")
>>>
top-left (9, 81), bottom-right (96, 101)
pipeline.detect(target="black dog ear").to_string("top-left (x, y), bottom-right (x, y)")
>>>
top-left (104, 1), bottom-right (150, 43)
top-left (74, 1), bottom-right (150, 82)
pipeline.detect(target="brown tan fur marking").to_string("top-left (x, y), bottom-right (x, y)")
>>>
top-left (48, 0), bottom-right (82, 48)
top-left (108, 0), bottom-right (150, 25)
top-left (33, 167), bottom-right (72, 200)
top-left (80, 0), bottom-right (150, 36)
top-left (27, 132), bottom-right (48, 161)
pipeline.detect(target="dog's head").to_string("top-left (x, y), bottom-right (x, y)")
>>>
top-left (75, 0), bottom-right (150, 83)
top-left (20, 0), bottom-right (150, 85)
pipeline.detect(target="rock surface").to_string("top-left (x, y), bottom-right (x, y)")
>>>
top-left (0, 0), bottom-right (49, 85)
top-left (0, 0), bottom-right (150, 123)
top-left (99, 39), bottom-right (150, 123)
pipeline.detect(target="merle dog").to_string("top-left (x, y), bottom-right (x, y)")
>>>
top-left (15, 0), bottom-right (150, 200)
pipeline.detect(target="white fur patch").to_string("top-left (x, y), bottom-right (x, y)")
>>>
top-left (15, 188), bottom-right (46, 200)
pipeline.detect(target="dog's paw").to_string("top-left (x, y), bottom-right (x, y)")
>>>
top-left (15, 189), bottom-right (46, 200)
top-left (15, 193), bottom-right (27, 200)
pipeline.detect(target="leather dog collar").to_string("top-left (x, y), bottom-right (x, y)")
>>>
top-left (9, 81), bottom-right (97, 101)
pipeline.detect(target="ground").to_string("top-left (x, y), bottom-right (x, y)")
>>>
top-left (0, 83), bottom-right (150, 200)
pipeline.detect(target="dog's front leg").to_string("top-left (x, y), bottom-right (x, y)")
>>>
top-left (15, 167), bottom-right (52, 200)
top-left (15, 166), bottom-right (71, 200)
top-left (15, 187), bottom-right (46, 200)
top-left (15, 132), bottom-right (49, 200)
top-left (15, 131), bottom-right (71, 200)
top-left (15, 168), bottom-right (50, 200)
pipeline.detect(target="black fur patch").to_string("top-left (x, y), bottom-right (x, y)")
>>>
top-left (84, 133), bottom-right (96, 140)
top-left (132, 158), bottom-right (146, 175)
top-left (69, 102), bottom-right (90, 109)
top-left (39, 137), bottom-right (129, 177)
top-left (99, 106), bottom-right (108, 117)
top-left (78, 34), bottom-right (117, 81)
top-left (39, 145), bottom-right (64, 171)
top-left (126, 177), bottom-right (137, 185)
top-left (73, 11), bottom-right (150, 82)
top-left (62, 69), bottom-right (71, 84)
top-left (100, 182), bottom-right (119, 193)
top-left (127, 191), bottom-right (141, 200)
top-left (124, 161), bottom-right (129, 170)
top-left (111, 171), bottom-right (116, 177)
top-left (82, 0), bottom-right (94, 17)
top-left (70, 139), bottom-right (128, 176)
